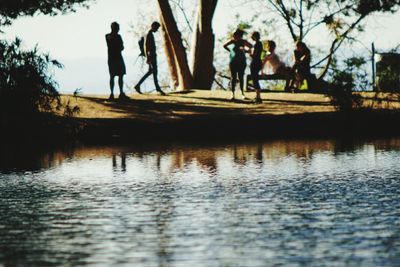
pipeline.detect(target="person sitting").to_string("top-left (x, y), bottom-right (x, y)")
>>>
top-left (261, 40), bottom-right (292, 91)
top-left (292, 41), bottom-right (311, 90)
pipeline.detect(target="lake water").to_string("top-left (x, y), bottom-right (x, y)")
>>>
top-left (1, 140), bottom-right (400, 267)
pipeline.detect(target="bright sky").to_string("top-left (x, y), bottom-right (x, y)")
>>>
top-left (3, 0), bottom-right (400, 93)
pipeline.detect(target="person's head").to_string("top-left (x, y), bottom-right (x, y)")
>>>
top-left (266, 40), bottom-right (276, 52)
top-left (295, 41), bottom-right (308, 52)
top-left (111, 22), bottom-right (120, 33)
top-left (151, 21), bottom-right (161, 32)
top-left (233, 29), bottom-right (245, 40)
top-left (251, 31), bottom-right (260, 41)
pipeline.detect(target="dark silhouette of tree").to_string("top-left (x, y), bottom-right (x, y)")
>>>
top-left (0, 0), bottom-right (93, 118)
top-left (157, 0), bottom-right (218, 90)
top-left (158, 0), bottom-right (194, 90)
top-left (190, 0), bottom-right (218, 89)
top-left (0, 0), bottom-right (93, 26)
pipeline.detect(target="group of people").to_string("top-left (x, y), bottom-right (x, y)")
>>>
top-left (224, 29), bottom-right (311, 103)
top-left (106, 21), bottom-right (311, 103)
top-left (106, 21), bottom-right (164, 100)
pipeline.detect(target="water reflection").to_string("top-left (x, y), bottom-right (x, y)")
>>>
top-left (1, 139), bottom-right (400, 266)
top-left (2, 139), bottom-right (400, 174)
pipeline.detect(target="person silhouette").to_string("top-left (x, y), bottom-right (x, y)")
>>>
top-left (106, 22), bottom-right (128, 100)
top-left (250, 31), bottom-right (263, 103)
top-left (292, 41), bottom-right (311, 90)
top-left (223, 29), bottom-right (252, 100)
top-left (261, 40), bottom-right (292, 91)
top-left (134, 21), bottom-right (166, 95)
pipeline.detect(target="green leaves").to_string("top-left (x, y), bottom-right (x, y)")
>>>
top-left (0, 0), bottom-right (94, 26)
top-left (0, 38), bottom-right (62, 115)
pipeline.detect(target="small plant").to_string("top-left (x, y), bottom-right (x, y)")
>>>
top-left (73, 88), bottom-right (82, 98)
top-left (62, 99), bottom-right (81, 117)
top-left (328, 56), bottom-right (369, 112)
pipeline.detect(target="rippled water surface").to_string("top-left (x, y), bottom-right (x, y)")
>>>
top-left (1, 140), bottom-right (400, 266)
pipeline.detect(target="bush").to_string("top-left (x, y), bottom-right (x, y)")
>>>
top-left (0, 38), bottom-right (62, 116)
top-left (328, 57), bottom-right (369, 112)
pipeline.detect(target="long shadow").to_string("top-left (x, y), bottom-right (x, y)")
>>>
top-left (80, 96), bottom-right (247, 120)
top-left (176, 95), bottom-right (330, 107)
top-left (177, 95), bottom-right (255, 104)
top-left (266, 98), bottom-right (331, 106)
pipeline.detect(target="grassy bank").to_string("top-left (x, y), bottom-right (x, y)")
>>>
top-left (2, 90), bottom-right (400, 148)
top-left (51, 90), bottom-right (400, 143)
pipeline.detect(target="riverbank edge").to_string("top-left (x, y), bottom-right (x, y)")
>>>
top-left (2, 109), bottom-right (400, 148)
top-left (79, 110), bottom-right (400, 141)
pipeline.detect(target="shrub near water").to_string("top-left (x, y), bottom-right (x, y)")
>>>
top-left (0, 38), bottom-right (62, 116)
top-left (328, 57), bottom-right (368, 112)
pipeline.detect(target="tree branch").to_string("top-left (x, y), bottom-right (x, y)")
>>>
top-left (316, 14), bottom-right (367, 79)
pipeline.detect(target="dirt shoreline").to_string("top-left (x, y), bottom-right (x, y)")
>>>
top-left (61, 90), bottom-right (400, 143)
top-left (3, 90), bottom-right (400, 147)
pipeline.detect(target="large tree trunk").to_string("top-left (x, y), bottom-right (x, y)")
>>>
top-left (158, 0), bottom-right (193, 90)
top-left (160, 19), bottom-right (179, 90)
top-left (190, 0), bottom-right (218, 89)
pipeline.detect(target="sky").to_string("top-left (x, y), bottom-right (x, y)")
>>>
top-left (3, 0), bottom-right (400, 93)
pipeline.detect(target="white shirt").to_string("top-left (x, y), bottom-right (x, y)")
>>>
top-left (264, 51), bottom-right (284, 74)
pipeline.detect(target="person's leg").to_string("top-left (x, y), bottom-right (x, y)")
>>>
top-left (295, 72), bottom-right (302, 90)
top-left (251, 62), bottom-right (261, 101)
top-left (109, 75), bottom-right (115, 99)
top-left (283, 67), bottom-right (293, 92)
top-left (151, 61), bottom-right (165, 95)
top-left (230, 63), bottom-right (237, 99)
top-left (238, 69), bottom-right (245, 98)
top-left (118, 75), bottom-right (124, 94)
top-left (135, 64), bottom-right (152, 93)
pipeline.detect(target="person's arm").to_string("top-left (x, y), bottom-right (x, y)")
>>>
top-left (293, 51), bottom-right (299, 64)
top-left (145, 32), bottom-right (152, 62)
top-left (300, 52), bottom-right (310, 63)
top-left (251, 42), bottom-right (260, 58)
top-left (105, 34), bottom-right (110, 48)
top-left (223, 39), bottom-right (233, 52)
top-left (119, 35), bottom-right (124, 51)
top-left (244, 40), bottom-right (253, 51)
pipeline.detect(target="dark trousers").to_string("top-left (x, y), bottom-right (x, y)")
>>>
top-left (136, 59), bottom-right (161, 91)
top-left (250, 60), bottom-right (262, 90)
top-left (229, 62), bottom-right (246, 93)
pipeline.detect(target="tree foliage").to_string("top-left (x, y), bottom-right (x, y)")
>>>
top-left (0, 0), bottom-right (93, 26)
top-left (262, 0), bottom-right (400, 79)
top-left (0, 38), bottom-right (62, 115)
top-left (0, 0), bottom-right (92, 117)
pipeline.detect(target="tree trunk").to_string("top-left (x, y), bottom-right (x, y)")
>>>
top-left (157, 0), bottom-right (193, 90)
top-left (160, 19), bottom-right (179, 90)
top-left (190, 0), bottom-right (218, 89)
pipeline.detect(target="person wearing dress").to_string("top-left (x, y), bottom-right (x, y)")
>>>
top-left (261, 40), bottom-right (292, 91)
top-left (106, 22), bottom-right (127, 100)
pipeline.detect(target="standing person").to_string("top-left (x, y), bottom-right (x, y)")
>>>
top-left (250, 31), bottom-right (263, 103)
top-left (134, 21), bottom-right (166, 95)
top-left (292, 41), bottom-right (311, 90)
top-left (106, 22), bottom-right (128, 100)
top-left (223, 29), bottom-right (252, 100)
top-left (261, 40), bottom-right (292, 91)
